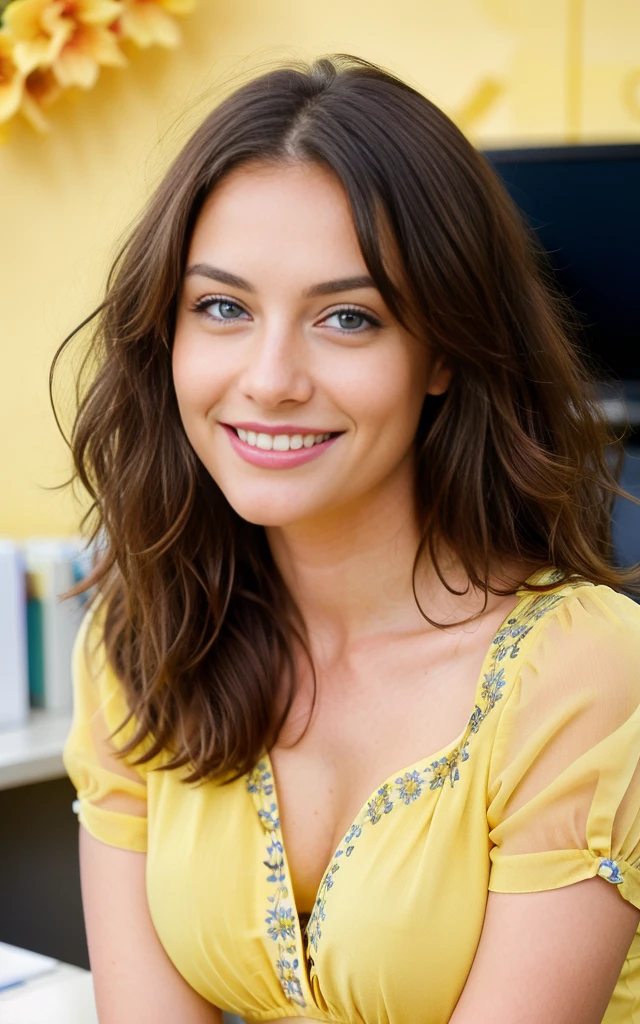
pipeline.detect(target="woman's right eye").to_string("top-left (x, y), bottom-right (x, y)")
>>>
top-left (191, 296), bottom-right (250, 322)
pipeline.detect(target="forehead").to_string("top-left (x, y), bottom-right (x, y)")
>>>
top-left (187, 160), bottom-right (367, 279)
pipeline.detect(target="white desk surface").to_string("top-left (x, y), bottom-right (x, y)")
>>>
top-left (0, 963), bottom-right (246, 1024)
top-left (0, 709), bottom-right (71, 791)
top-left (0, 961), bottom-right (97, 1024)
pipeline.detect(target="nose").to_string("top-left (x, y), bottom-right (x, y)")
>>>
top-left (238, 324), bottom-right (313, 409)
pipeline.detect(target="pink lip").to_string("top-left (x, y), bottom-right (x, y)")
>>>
top-left (225, 421), bottom-right (339, 435)
top-left (222, 424), bottom-right (341, 469)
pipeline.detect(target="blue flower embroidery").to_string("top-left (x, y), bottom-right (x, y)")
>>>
top-left (344, 823), bottom-right (363, 844)
top-left (303, 587), bottom-right (574, 954)
top-left (248, 581), bottom-right (578, 975)
top-left (597, 858), bottom-right (624, 885)
top-left (396, 770), bottom-right (423, 804)
top-left (365, 783), bottom-right (394, 824)
top-left (275, 954), bottom-right (305, 1005)
top-left (266, 904), bottom-right (297, 942)
top-left (257, 803), bottom-right (280, 832)
top-left (264, 838), bottom-right (286, 885)
top-left (247, 762), bottom-right (274, 795)
top-left (493, 593), bottom-right (565, 662)
top-left (248, 770), bottom-right (307, 1007)
top-left (307, 861), bottom-right (340, 952)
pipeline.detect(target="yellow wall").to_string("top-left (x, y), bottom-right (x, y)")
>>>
top-left (2, 0), bottom-right (639, 537)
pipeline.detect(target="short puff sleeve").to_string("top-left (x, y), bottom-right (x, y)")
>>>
top-left (487, 585), bottom-right (640, 911)
top-left (62, 603), bottom-right (152, 853)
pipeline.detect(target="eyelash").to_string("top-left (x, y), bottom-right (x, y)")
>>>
top-left (189, 294), bottom-right (382, 333)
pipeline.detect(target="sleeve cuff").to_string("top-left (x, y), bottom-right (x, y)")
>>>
top-left (75, 798), bottom-right (148, 853)
top-left (489, 849), bottom-right (640, 911)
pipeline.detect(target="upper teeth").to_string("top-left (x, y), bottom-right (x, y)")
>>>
top-left (235, 430), bottom-right (332, 451)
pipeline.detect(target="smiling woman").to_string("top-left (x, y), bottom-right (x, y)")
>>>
top-left (172, 159), bottom-right (449, 528)
top-left (52, 55), bottom-right (640, 1024)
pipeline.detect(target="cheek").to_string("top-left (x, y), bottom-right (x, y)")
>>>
top-left (172, 331), bottom-right (224, 421)
top-left (340, 350), bottom-right (427, 442)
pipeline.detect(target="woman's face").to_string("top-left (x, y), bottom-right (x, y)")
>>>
top-left (173, 160), bottom-right (450, 528)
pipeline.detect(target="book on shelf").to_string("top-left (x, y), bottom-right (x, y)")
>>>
top-left (0, 536), bottom-right (96, 729)
top-left (0, 540), bottom-right (29, 730)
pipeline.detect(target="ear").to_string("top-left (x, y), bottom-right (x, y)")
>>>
top-left (426, 354), bottom-right (452, 397)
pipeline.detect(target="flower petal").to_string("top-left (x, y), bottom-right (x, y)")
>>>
top-left (119, 3), bottom-right (181, 48)
top-left (20, 89), bottom-right (52, 131)
top-left (161, 0), bottom-right (196, 14)
top-left (5, 0), bottom-right (72, 75)
top-left (53, 23), bottom-right (125, 88)
top-left (74, 0), bottom-right (125, 27)
top-left (0, 34), bottom-right (24, 123)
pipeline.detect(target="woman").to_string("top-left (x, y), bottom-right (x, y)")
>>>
top-left (56, 56), bottom-right (640, 1024)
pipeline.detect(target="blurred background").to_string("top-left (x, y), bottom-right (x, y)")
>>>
top-left (2, 0), bottom-right (640, 538)
top-left (0, 0), bottom-right (639, 1016)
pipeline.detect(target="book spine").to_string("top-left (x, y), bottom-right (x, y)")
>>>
top-left (0, 543), bottom-right (29, 728)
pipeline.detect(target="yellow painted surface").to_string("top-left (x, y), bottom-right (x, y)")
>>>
top-left (1, 0), bottom-right (638, 536)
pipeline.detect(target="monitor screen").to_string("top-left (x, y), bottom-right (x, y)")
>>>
top-left (483, 144), bottom-right (640, 384)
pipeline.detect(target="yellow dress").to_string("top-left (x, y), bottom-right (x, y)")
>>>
top-left (62, 570), bottom-right (640, 1023)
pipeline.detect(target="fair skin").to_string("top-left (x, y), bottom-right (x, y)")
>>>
top-left (161, 159), bottom-right (640, 1024)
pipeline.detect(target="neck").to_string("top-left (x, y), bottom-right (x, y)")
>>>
top-left (265, 474), bottom-right (492, 667)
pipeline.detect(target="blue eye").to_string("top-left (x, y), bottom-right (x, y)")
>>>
top-left (191, 296), bottom-right (249, 321)
top-left (323, 308), bottom-right (380, 332)
top-left (215, 300), bottom-right (245, 319)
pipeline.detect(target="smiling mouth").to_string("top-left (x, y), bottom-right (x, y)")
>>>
top-left (229, 428), bottom-right (342, 452)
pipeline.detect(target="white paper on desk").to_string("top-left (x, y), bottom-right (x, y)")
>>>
top-left (0, 941), bottom-right (59, 992)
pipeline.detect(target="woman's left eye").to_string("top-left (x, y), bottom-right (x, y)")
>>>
top-left (322, 309), bottom-right (380, 332)
top-left (191, 296), bottom-right (249, 321)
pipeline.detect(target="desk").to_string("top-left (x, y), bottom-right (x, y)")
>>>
top-left (0, 962), bottom-right (244, 1024)
top-left (0, 960), bottom-right (98, 1024)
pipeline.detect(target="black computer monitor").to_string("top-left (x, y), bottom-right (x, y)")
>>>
top-left (484, 144), bottom-right (640, 571)
top-left (483, 144), bottom-right (640, 385)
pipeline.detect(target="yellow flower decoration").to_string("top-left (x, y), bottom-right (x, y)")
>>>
top-left (118, 0), bottom-right (195, 49)
top-left (0, 0), bottom-right (195, 130)
top-left (0, 29), bottom-right (24, 121)
top-left (21, 65), bottom-right (61, 130)
top-left (54, 14), bottom-right (126, 89)
top-left (3, 0), bottom-right (72, 75)
top-left (7, 1), bottom-right (124, 89)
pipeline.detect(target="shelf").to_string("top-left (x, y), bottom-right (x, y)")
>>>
top-left (0, 709), bottom-right (72, 791)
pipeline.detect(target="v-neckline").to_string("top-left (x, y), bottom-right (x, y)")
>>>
top-left (247, 568), bottom-right (567, 1007)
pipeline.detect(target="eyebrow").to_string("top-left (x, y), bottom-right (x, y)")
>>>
top-left (184, 263), bottom-right (377, 298)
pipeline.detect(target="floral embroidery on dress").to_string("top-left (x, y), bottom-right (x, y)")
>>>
top-left (303, 588), bottom-right (573, 955)
top-left (248, 767), bottom-right (307, 1008)
top-left (365, 783), bottom-right (395, 823)
top-left (396, 770), bottom-right (423, 804)
top-left (247, 762), bottom-right (274, 796)
top-left (597, 858), bottom-right (624, 884)
top-left (248, 579), bottom-right (580, 979)
top-left (492, 594), bottom-right (566, 662)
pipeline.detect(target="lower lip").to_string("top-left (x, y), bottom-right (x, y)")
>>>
top-left (222, 425), bottom-right (342, 468)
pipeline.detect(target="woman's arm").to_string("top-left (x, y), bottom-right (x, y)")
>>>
top-left (449, 878), bottom-right (640, 1023)
top-left (80, 825), bottom-right (222, 1023)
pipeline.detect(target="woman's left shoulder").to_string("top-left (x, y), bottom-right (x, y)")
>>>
top-left (513, 578), bottom-right (640, 710)
top-left (542, 578), bottom-right (640, 646)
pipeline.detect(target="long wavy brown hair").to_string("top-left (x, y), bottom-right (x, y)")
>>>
top-left (51, 54), bottom-right (639, 785)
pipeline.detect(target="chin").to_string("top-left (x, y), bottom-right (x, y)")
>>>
top-left (222, 494), bottom-right (322, 529)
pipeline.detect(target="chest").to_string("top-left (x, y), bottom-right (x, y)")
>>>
top-left (268, 608), bottom-right (510, 915)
